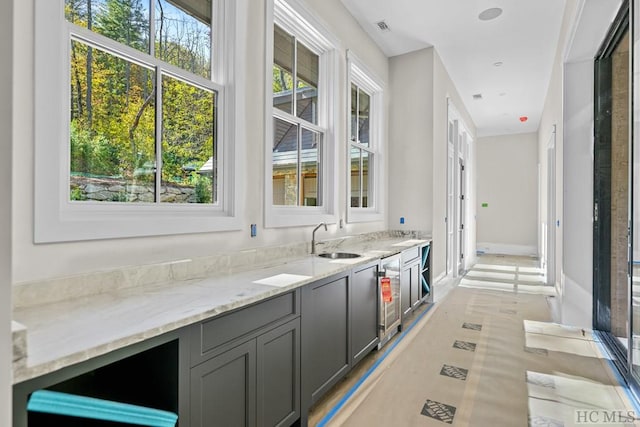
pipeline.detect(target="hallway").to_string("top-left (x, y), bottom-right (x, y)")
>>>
top-left (309, 256), bottom-right (638, 426)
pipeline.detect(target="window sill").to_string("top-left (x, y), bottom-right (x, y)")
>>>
top-left (346, 208), bottom-right (384, 224)
top-left (264, 206), bottom-right (337, 228)
top-left (35, 203), bottom-right (241, 243)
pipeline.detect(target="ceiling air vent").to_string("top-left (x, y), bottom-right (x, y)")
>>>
top-left (375, 20), bottom-right (390, 32)
top-left (473, 93), bottom-right (483, 100)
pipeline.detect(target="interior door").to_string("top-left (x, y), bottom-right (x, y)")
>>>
top-left (547, 129), bottom-right (556, 287)
top-left (447, 142), bottom-right (454, 276)
top-left (458, 158), bottom-right (465, 273)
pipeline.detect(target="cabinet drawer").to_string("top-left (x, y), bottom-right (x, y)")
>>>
top-left (194, 292), bottom-right (298, 362)
top-left (401, 247), bottom-right (420, 264)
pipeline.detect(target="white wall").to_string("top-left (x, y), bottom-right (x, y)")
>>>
top-left (1, 1), bottom-right (13, 423)
top-left (388, 49), bottom-right (434, 233)
top-left (562, 60), bottom-right (594, 328)
top-left (537, 0), bottom-right (580, 308)
top-left (388, 47), bottom-right (477, 280)
top-left (476, 133), bottom-right (538, 256)
top-left (12, 0), bottom-right (390, 284)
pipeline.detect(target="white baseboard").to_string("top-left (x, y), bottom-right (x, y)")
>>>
top-left (476, 242), bottom-right (538, 257)
top-left (433, 272), bottom-right (446, 284)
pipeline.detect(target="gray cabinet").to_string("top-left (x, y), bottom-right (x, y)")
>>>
top-left (401, 247), bottom-right (421, 320)
top-left (190, 340), bottom-right (256, 427)
top-left (350, 262), bottom-right (379, 366)
top-left (15, 245), bottom-right (431, 427)
top-left (401, 246), bottom-right (427, 325)
top-left (300, 273), bottom-right (350, 410)
top-left (190, 292), bottom-right (300, 427)
top-left (257, 320), bottom-right (300, 427)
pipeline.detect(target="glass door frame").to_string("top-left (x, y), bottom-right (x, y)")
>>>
top-left (592, 0), bottom-right (633, 382)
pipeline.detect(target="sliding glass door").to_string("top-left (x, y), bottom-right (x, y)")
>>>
top-left (597, 0), bottom-right (640, 387)
top-left (593, 1), bottom-right (640, 382)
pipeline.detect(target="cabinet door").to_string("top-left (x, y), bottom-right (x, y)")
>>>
top-left (351, 264), bottom-right (379, 365)
top-left (400, 266), bottom-right (412, 317)
top-left (190, 340), bottom-right (256, 427)
top-left (301, 275), bottom-right (350, 406)
top-left (410, 263), bottom-right (421, 309)
top-left (257, 319), bottom-right (300, 427)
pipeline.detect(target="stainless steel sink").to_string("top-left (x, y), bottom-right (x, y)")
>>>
top-left (318, 252), bottom-right (361, 259)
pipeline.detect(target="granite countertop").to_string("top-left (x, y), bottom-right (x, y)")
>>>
top-left (12, 236), bottom-right (431, 384)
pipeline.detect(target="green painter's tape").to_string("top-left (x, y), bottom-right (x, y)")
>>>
top-left (481, 203), bottom-right (489, 208)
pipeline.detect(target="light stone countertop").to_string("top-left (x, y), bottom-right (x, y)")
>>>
top-left (12, 235), bottom-right (430, 384)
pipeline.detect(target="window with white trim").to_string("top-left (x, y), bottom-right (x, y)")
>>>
top-left (347, 52), bottom-right (384, 222)
top-left (272, 23), bottom-right (321, 207)
top-left (265, 0), bottom-right (338, 227)
top-left (34, 0), bottom-right (240, 242)
top-left (66, 0), bottom-right (218, 205)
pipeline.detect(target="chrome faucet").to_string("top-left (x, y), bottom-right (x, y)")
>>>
top-left (311, 222), bottom-right (327, 254)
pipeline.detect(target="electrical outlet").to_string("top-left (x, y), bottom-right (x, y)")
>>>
top-left (250, 224), bottom-right (257, 237)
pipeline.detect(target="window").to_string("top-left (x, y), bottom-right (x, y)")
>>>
top-left (67, 0), bottom-right (217, 204)
top-left (35, 0), bottom-right (240, 242)
top-left (265, 0), bottom-right (338, 227)
top-left (347, 51), bottom-right (384, 222)
top-left (272, 24), bottom-right (321, 207)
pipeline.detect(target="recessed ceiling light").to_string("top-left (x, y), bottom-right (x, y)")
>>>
top-left (478, 7), bottom-right (503, 21)
top-left (493, 61), bottom-right (503, 67)
top-left (473, 93), bottom-right (483, 100)
top-left (499, 92), bottom-right (507, 97)
top-left (375, 20), bottom-right (390, 32)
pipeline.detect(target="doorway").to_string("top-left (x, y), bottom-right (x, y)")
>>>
top-left (446, 103), bottom-right (472, 278)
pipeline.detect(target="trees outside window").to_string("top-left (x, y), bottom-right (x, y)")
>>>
top-left (66, 0), bottom-right (217, 204)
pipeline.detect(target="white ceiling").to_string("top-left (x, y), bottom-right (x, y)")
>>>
top-left (340, 0), bottom-right (568, 137)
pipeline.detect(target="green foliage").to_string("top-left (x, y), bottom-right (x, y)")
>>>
top-left (68, 0), bottom-right (215, 197)
top-left (70, 121), bottom-right (121, 177)
top-left (193, 174), bottom-right (212, 204)
top-left (96, 0), bottom-right (149, 51)
top-left (70, 187), bottom-right (86, 201)
top-left (273, 65), bottom-right (293, 94)
top-left (110, 192), bottom-right (128, 202)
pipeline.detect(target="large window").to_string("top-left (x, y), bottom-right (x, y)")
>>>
top-left (272, 24), bottom-right (321, 207)
top-left (350, 83), bottom-right (371, 208)
top-left (347, 52), bottom-right (383, 222)
top-left (66, 0), bottom-right (217, 205)
top-left (35, 0), bottom-right (239, 241)
top-left (265, 0), bottom-right (338, 227)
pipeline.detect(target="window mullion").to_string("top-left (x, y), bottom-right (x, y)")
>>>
top-left (155, 68), bottom-right (163, 203)
top-left (293, 38), bottom-right (298, 118)
top-left (297, 124), bottom-right (302, 206)
top-left (273, 109), bottom-right (324, 133)
top-left (318, 133), bottom-right (323, 205)
top-left (149, 0), bottom-right (155, 57)
top-left (359, 149), bottom-right (363, 207)
top-left (356, 84), bottom-right (360, 144)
